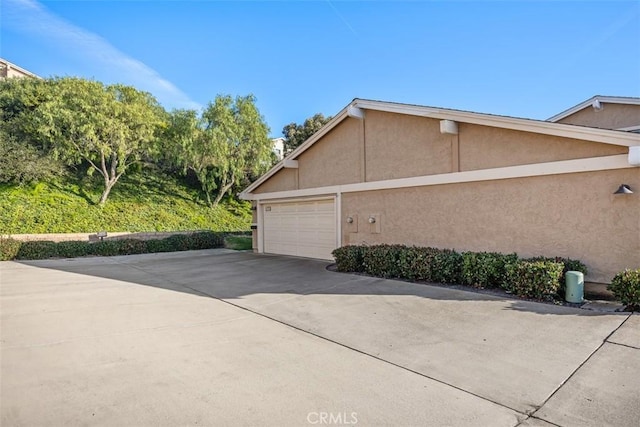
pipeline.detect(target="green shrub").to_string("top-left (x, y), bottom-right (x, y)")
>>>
top-left (504, 260), bottom-right (564, 299)
top-left (332, 245), bottom-right (365, 272)
top-left (56, 241), bottom-right (91, 258)
top-left (0, 174), bottom-right (251, 235)
top-left (462, 252), bottom-right (518, 289)
top-left (145, 238), bottom-right (173, 253)
top-left (0, 237), bottom-right (22, 261)
top-left (16, 240), bottom-right (59, 260)
top-left (116, 239), bottom-right (148, 255)
top-left (164, 234), bottom-right (191, 252)
top-left (397, 246), bottom-right (439, 281)
top-left (563, 258), bottom-right (588, 276)
top-left (188, 231), bottom-right (225, 250)
top-left (0, 231), bottom-right (227, 260)
top-left (362, 244), bottom-right (406, 278)
top-left (608, 269), bottom-right (640, 311)
top-left (430, 249), bottom-right (463, 284)
top-left (526, 256), bottom-right (588, 293)
top-left (91, 240), bottom-right (122, 257)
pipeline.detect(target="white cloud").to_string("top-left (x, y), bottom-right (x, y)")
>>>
top-left (3, 0), bottom-right (201, 110)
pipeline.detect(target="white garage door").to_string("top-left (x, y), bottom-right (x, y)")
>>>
top-left (263, 199), bottom-right (336, 260)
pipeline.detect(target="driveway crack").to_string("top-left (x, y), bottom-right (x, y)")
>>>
top-left (528, 313), bottom-right (633, 422)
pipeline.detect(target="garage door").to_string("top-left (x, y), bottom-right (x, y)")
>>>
top-left (263, 199), bottom-right (336, 260)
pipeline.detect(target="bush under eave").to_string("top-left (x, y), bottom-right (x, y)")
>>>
top-left (608, 269), bottom-right (640, 311)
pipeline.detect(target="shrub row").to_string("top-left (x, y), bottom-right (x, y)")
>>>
top-left (332, 244), bottom-right (587, 300)
top-left (0, 231), bottom-right (226, 261)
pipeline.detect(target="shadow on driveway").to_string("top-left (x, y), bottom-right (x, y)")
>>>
top-left (3, 250), bottom-right (637, 422)
top-left (9, 250), bottom-right (625, 318)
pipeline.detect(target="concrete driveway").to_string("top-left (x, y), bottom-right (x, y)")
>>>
top-left (1, 250), bottom-right (638, 426)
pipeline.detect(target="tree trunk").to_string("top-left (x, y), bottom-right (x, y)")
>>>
top-left (98, 180), bottom-right (115, 205)
top-left (98, 173), bottom-right (122, 205)
top-left (212, 179), bottom-right (234, 206)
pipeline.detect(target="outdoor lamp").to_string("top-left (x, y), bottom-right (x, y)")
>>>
top-left (613, 184), bottom-right (633, 195)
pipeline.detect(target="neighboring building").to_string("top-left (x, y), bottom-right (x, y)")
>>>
top-left (241, 98), bottom-right (640, 283)
top-left (548, 95), bottom-right (640, 133)
top-left (0, 58), bottom-right (40, 79)
top-left (272, 137), bottom-right (285, 160)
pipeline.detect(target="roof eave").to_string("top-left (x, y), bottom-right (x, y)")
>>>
top-left (240, 103), bottom-right (354, 197)
top-left (241, 98), bottom-right (640, 198)
top-left (548, 95), bottom-right (640, 122)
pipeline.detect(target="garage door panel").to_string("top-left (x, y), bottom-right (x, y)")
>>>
top-left (263, 199), bottom-right (336, 260)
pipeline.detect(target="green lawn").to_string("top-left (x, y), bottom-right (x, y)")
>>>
top-left (224, 235), bottom-right (253, 250)
top-left (0, 173), bottom-right (251, 234)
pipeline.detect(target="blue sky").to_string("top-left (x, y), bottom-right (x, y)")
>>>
top-left (2, 0), bottom-right (639, 137)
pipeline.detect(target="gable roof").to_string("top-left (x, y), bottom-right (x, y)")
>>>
top-left (547, 95), bottom-right (640, 123)
top-left (0, 58), bottom-right (40, 79)
top-left (242, 98), bottom-right (640, 196)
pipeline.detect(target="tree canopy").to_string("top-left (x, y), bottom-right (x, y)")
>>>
top-left (165, 95), bottom-right (273, 205)
top-left (0, 77), bottom-right (65, 184)
top-left (0, 77), bottom-right (164, 204)
top-left (281, 113), bottom-right (332, 154)
top-left (1, 76), bottom-right (273, 209)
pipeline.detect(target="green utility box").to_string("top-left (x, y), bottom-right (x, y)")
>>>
top-left (565, 271), bottom-right (584, 303)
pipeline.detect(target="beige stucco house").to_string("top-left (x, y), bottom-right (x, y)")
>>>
top-left (0, 58), bottom-right (40, 80)
top-left (548, 95), bottom-right (640, 132)
top-left (241, 98), bottom-right (640, 283)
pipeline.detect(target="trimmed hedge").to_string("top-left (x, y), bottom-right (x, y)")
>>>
top-left (504, 260), bottom-right (564, 299)
top-left (462, 252), bottom-right (518, 289)
top-left (332, 245), bottom-right (365, 273)
top-left (397, 246), bottom-right (439, 281)
top-left (363, 244), bottom-right (405, 278)
top-left (608, 269), bottom-right (640, 311)
top-left (0, 231), bottom-right (226, 261)
top-left (525, 256), bottom-right (588, 294)
top-left (332, 244), bottom-right (586, 300)
top-left (0, 237), bottom-right (22, 261)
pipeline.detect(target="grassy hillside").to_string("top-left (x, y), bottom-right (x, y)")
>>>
top-left (0, 173), bottom-right (251, 234)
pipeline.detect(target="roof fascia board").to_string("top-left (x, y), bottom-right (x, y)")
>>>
top-left (241, 154), bottom-right (631, 201)
top-left (242, 98), bottom-right (640, 197)
top-left (241, 106), bottom-right (351, 195)
top-left (0, 58), bottom-right (40, 79)
top-left (354, 99), bottom-right (640, 147)
top-left (548, 96), bottom-right (640, 122)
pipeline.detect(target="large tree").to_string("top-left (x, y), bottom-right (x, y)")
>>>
top-left (29, 77), bottom-right (165, 204)
top-left (0, 77), bottom-right (65, 184)
top-left (166, 95), bottom-right (272, 206)
top-left (281, 113), bottom-right (332, 154)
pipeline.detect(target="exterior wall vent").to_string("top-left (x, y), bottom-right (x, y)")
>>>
top-left (629, 146), bottom-right (640, 166)
top-left (440, 120), bottom-right (458, 135)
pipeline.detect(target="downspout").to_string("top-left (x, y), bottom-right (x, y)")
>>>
top-left (256, 199), bottom-right (264, 254)
top-left (336, 191), bottom-right (342, 249)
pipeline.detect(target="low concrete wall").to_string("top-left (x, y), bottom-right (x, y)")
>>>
top-left (1, 231), bottom-right (204, 243)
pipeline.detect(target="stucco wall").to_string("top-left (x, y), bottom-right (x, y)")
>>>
top-left (557, 103), bottom-right (640, 130)
top-left (253, 118), bottom-right (363, 194)
top-left (253, 168), bottom-right (297, 194)
top-left (298, 117), bottom-right (363, 188)
top-left (253, 110), bottom-right (628, 195)
top-left (458, 124), bottom-right (627, 171)
top-left (364, 111), bottom-right (453, 180)
top-left (341, 168), bottom-right (640, 283)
